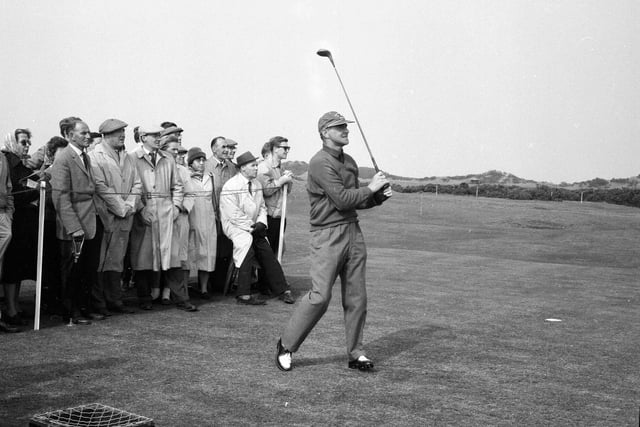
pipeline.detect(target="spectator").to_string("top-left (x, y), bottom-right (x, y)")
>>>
top-left (257, 136), bottom-right (293, 257)
top-left (204, 136), bottom-right (237, 292)
top-left (186, 147), bottom-right (216, 299)
top-left (51, 118), bottom-right (105, 325)
top-left (90, 119), bottom-right (141, 315)
top-left (128, 125), bottom-right (192, 311)
top-left (1, 131), bottom-right (39, 326)
top-left (40, 136), bottom-right (69, 315)
top-left (163, 137), bottom-right (197, 311)
top-left (220, 151), bottom-right (294, 305)
top-left (0, 149), bottom-right (16, 332)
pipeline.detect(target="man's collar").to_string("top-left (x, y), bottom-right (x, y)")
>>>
top-left (69, 144), bottom-right (83, 156)
top-left (322, 144), bottom-right (343, 159)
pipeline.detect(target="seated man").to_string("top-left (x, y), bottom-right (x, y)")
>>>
top-left (220, 151), bottom-right (294, 305)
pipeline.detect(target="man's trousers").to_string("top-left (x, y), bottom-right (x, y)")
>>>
top-left (281, 222), bottom-right (368, 361)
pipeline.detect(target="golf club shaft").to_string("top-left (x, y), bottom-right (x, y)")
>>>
top-left (327, 61), bottom-right (381, 173)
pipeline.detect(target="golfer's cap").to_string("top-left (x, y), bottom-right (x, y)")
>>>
top-left (225, 138), bottom-right (238, 147)
top-left (318, 111), bottom-right (354, 132)
top-left (98, 118), bottom-right (128, 135)
top-left (236, 151), bottom-right (258, 167)
top-left (160, 126), bottom-right (183, 137)
top-left (138, 124), bottom-right (164, 135)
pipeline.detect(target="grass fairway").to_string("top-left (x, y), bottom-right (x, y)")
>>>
top-left (1, 189), bottom-right (639, 426)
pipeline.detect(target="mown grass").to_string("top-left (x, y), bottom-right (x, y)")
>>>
top-left (1, 189), bottom-right (639, 426)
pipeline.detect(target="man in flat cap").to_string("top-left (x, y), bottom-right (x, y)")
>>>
top-left (220, 151), bottom-right (293, 305)
top-left (160, 126), bottom-right (183, 145)
top-left (276, 111), bottom-right (392, 372)
top-left (128, 125), bottom-right (191, 311)
top-left (204, 136), bottom-right (237, 292)
top-left (89, 118), bottom-right (141, 315)
top-left (162, 136), bottom-right (197, 311)
top-left (51, 117), bottom-right (105, 325)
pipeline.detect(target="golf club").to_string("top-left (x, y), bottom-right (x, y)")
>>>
top-left (316, 48), bottom-right (382, 173)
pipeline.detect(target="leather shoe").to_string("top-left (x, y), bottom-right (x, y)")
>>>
top-left (109, 305), bottom-right (134, 314)
top-left (236, 296), bottom-right (266, 305)
top-left (275, 338), bottom-right (292, 371)
top-left (279, 291), bottom-right (295, 304)
top-left (83, 312), bottom-right (106, 321)
top-left (3, 313), bottom-right (27, 326)
top-left (176, 302), bottom-right (198, 312)
top-left (161, 298), bottom-right (172, 305)
top-left (97, 308), bottom-right (112, 317)
top-left (0, 319), bottom-right (20, 333)
top-left (71, 317), bottom-right (92, 325)
top-left (348, 356), bottom-right (375, 371)
top-left (140, 303), bottom-right (153, 310)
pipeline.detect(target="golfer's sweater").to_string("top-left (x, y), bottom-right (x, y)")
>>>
top-left (307, 145), bottom-right (378, 231)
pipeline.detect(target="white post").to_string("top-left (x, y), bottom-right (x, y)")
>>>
top-left (34, 180), bottom-right (46, 331)
top-left (580, 191), bottom-right (584, 203)
top-left (277, 183), bottom-right (288, 263)
top-left (435, 184), bottom-right (438, 196)
top-left (420, 191), bottom-right (423, 216)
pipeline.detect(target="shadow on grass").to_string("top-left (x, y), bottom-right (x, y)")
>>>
top-left (295, 326), bottom-right (449, 368)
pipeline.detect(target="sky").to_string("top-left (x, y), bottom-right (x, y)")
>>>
top-left (0, 0), bottom-right (638, 183)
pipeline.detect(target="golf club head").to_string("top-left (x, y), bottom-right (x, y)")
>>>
top-left (316, 49), bottom-right (335, 65)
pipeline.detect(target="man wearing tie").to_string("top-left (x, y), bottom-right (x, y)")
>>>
top-left (51, 117), bottom-right (105, 325)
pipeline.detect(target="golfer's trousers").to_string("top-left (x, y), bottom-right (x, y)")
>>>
top-left (281, 222), bottom-right (368, 361)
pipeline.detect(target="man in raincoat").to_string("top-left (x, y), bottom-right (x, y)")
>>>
top-left (90, 118), bottom-right (141, 314)
top-left (128, 124), bottom-right (192, 311)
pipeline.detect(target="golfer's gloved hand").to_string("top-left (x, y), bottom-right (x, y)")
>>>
top-left (251, 222), bottom-right (267, 237)
top-left (373, 184), bottom-right (391, 204)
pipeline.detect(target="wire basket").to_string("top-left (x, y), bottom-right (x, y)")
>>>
top-left (29, 403), bottom-right (154, 427)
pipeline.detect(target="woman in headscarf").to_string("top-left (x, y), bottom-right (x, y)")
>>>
top-left (1, 131), bottom-right (39, 325)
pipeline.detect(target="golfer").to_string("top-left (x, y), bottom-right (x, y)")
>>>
top-left (276, 111), bottom-right (392, 372)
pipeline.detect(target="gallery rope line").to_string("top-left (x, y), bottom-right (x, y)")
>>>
top-left (0, 186), bottom-right (292, 199)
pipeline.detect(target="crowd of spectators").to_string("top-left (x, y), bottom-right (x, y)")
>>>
top-left (0, 118), bottom-right (295, 333)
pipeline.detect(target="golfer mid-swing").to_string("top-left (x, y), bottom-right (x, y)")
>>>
top-left (276, 111), bottom-right (392, 371)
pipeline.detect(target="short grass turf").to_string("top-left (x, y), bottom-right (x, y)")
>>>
top-left (1, 189), bottom-right (639, 426)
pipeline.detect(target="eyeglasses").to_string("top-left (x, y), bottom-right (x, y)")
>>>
top-left (277, 146), bottom-right (291, 151)
top-left (19, 141), bottom-right (31, 146)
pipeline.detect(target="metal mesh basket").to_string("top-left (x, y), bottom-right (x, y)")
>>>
top-left (29, 403), bottom-right (154, 427)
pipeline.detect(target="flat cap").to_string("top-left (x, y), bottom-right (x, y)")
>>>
top-left (225, 138), bottom-right (238, 147)
top-left (161, 126), bottom-right (183, 137)
top-left (318, 111), bottom-right (354, 132)
top-left (99, 118), bottom-right (128, 135)
top-left (138, 124), bottom-right (164, 135)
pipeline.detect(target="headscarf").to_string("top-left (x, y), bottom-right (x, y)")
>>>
top-left (2, 132), bottom-right (21, 156)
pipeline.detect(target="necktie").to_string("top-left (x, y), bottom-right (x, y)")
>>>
top-left (248, 181), bottom-right (252, 196)
top-left (81, 152), bottom-right (89, 170)
top-left (150, 151), bottom-right (156, 166)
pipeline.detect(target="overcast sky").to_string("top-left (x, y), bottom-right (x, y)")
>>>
top-left (1, 0), bottom-right (637, 183)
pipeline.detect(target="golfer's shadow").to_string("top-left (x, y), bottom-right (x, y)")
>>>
top-left (294, 326), bottom-right (446, 368)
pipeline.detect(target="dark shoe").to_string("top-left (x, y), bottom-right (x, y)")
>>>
top-left (83, 312), bottom-right (106, 321)
top-left (279, 291), bottom-right (295, 304)
top-left (139, 303), bottom-right (153, 311)
top-left (97, 308), bottom-right (112, 317)
top-left (200, 291), bottom-right (211, 300)
top-left (0, 319), bottom-right (20, 333)
top-left (109, 305), bottom-right (135, 314)
top-left (176, 302), bottom-right (198, 312)
top-left (3, 314), bottom-right (27, 326)
top-left (236, 296), bottom-right (266, 305)
top-left (161, 298), bottom-right (172, 306)
top-left (71, 317), bottom-right (92, 325)
top-left (348, 356), bottom-right (375, 371)
top-left (276, 338), bottom-right (292, 371)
